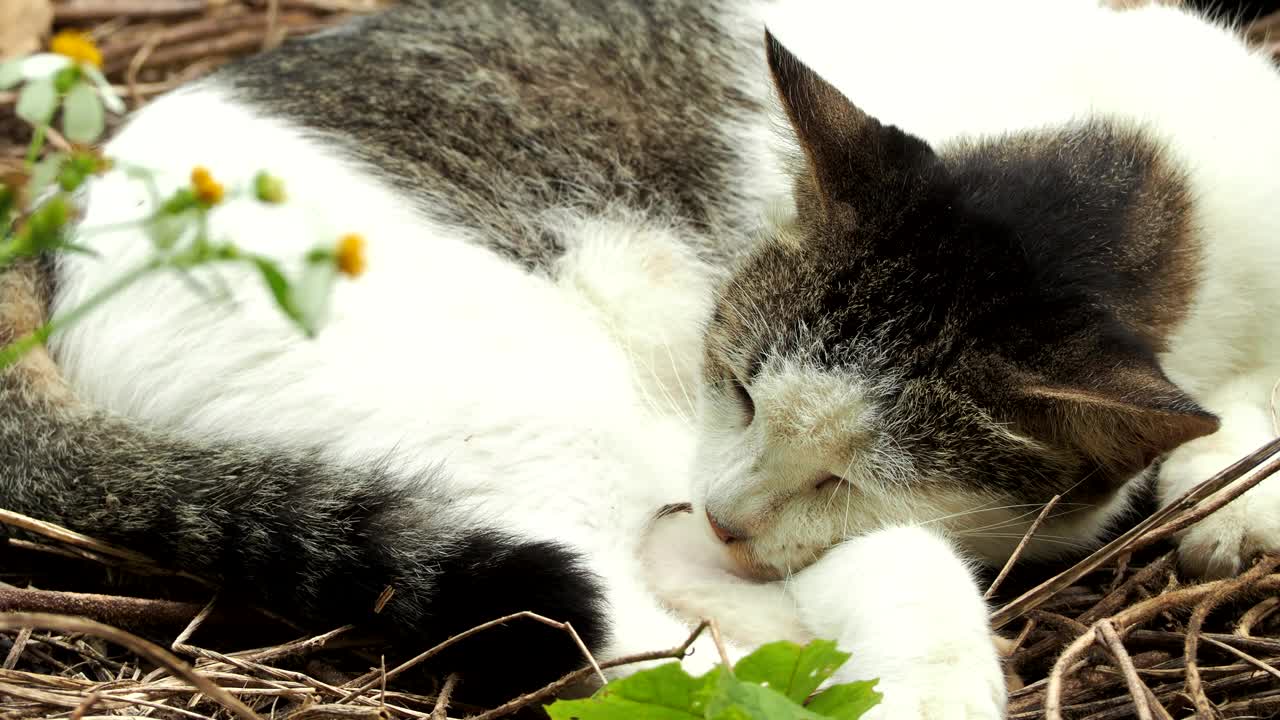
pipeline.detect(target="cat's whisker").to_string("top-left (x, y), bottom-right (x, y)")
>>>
top-left (658, 331), bottom-right (697, 421)
top-left (914, 497), bottom-right (1007, 527)
top-left (960, 532), bottom-right (1093, 552)
top-left (825, 453), bottom-right (858, 511)
top-left (623, 334), bottom-right (692, 423)
top-left (957, 505), bottom-right (1090, 536)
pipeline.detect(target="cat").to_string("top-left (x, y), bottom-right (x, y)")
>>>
top-left (3, 0), bottom-right (1280, 717)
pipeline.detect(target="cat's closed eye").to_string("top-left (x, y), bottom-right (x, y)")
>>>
top-left (814, 474), bottom-right (843, 493)
top-left (728, 375), bottom-right (756, 424)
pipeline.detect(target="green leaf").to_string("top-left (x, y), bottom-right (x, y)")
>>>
top-left (0, 61), bottom-right (22, 90)
top-left (248, 256), bottom-right (310, 335)
top-left (806, 681), bottom-right (883, 720)
top-left (62, 81), bottom-right (105, 144)
top-left (733, 640), bottom-right (850, 703)
top-left (57, 151), bottom-right (103, 192)
top-left (29, 153), bottom-right (66, 199)
top-left (706, 669), bottom-right (827, 720)
top-left (24, 195), bottom-right (71, 251)
top-left (160, 187), bottom-right (199, 216)
top-left (546, 663), bottom-right (710, 720)
top-left (544, 640), bottom-right (883, 720)
top-left (291, 258), bottom-right (336, 337)
top-left (52, 65), bottom-right (81, 94)
top-left (548, 697), bottom-right (702, 720)
top-left (16, 76), bottom-right (58, 125)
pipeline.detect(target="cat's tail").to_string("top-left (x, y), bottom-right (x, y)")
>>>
top-left (0, 259), bottom-right (607, 700)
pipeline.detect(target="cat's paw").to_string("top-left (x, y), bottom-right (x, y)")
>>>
top-left (1163, 451), bottom-right (1280, 578)
top-left (851, 634), bottom-right (1005, 720)
top-left (786, 527), bottom-right (1007, 719)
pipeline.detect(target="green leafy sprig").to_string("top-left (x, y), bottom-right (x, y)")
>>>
top-left (546, 640), bottom-right (882, 720)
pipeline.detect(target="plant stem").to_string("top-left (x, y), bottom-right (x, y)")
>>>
top-left (0, 258), bottom-right (164, 369)
top-left (25, 125), bottom-right (48, 170)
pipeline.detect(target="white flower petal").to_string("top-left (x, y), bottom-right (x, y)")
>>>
top-left (19, 54), bottom-right (72, 80)
top-left (292, 260), bottom-right (337, 335)
top-left (82, 65), bottom-right (125, 114)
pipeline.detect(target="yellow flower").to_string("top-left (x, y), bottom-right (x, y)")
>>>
top-left (190, 167), bottom-right (224, 206)
top-left (335, 233), bottom-right (366, 278)
top-left (50, 30), bottom-right (103, 69)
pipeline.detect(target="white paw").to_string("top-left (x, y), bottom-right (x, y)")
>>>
top-left (1165, 452), bottom-right (1280, 579)
top-left (785, 527), bottom-right (1007, 720)
top-left (851, 640), bottom-right (1006, 720)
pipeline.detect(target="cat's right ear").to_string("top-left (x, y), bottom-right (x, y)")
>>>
top-left (1013, 367), bottom-right (1220, 484)
top-left (764, 31), bottom-right (937, 212)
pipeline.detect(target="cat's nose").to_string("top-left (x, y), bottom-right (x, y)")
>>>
top-left (706, 510), bottom-right (740, 545)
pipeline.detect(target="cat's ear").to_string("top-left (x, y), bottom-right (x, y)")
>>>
top-left (1015, 367), bottom-right (1219, 481)
top-left (764, 31), bottom-right (936, 209)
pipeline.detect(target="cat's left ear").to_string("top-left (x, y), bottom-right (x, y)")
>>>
top-left (764, 31), bottom-right (937, 211)
top-left (1014, 366), bottom-right (1219, 482)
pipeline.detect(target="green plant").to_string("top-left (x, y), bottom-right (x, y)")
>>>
top-left (0, 30), bottom-right (360, 369)
top-left (546, 640), bottom-right (882, 720)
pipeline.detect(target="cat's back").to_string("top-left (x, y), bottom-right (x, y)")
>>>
top-left (223, 0), bottom-right (776, 269)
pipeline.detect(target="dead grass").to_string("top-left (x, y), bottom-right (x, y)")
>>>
top-left (2, 2), bottom-right (1280, 718)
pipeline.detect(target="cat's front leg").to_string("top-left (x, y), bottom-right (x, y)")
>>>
top-left (786, 525), bottom-right (1005, 720)
top-left (1159, 375), bottom-right (1280, 578)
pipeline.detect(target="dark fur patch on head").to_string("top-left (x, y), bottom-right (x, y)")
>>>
top-left (707, 39), bottom-right (1214, 515)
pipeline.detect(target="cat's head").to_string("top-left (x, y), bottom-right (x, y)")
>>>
top-left (691, 33), bottom-right (1219, 580)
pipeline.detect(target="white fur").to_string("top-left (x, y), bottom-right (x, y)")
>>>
top-left (47, 2), bottom-right (1280, 719)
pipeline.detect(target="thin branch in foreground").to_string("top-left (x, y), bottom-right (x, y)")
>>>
top-left (0, 509), bottom-right (153, 566)
top-left (1095, 620), bottom-right (1159, 720)
top-left (2, 625), bottom-right (32, 670)
top-left (1202, 637), bottom-right (1280, 683)
top-left (992, 436), bottom-right (1280, 629)
top-left (709, 618), bottom-right (733, 671)
top-left (1236, 596), bottom-right (1280, 638)
top-left (431, 674), bottom-right (459, 720)
top-left (1043, 569), bottom-right (1280, 719)
top-left (0, 612), bottom-right (263, 720)
top-left (0, 586), bottom-right (258, 637)
top-left (986, 494), bottom-right (1061, 600)
top-left (1183, 556), bottom-right (1280, 717)
top-left (69, 689), bottom-right (104, 720)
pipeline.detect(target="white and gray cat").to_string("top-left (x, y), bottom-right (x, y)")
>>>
top-left (2, 0), bottom-right (1279, 717)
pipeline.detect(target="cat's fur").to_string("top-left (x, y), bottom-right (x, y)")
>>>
top-left (2, 0), bottom-right (1280, 717)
